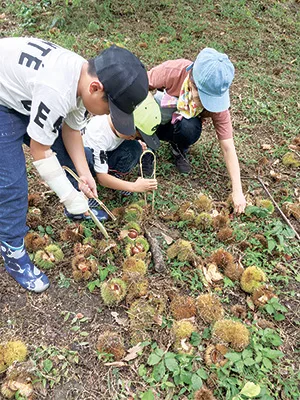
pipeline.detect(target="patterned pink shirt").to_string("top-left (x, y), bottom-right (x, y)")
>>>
top-left (148, 59), bottom-right (233, 140)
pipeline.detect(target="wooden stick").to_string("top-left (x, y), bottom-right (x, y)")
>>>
top-left (62, 166), bottom-right (110, 238)
top-left (144, 229), bottom-right (167, 273)
top-left (63, 166), bottom-right (116, 221)
top-left (256, 175), bottom-right (300, 241)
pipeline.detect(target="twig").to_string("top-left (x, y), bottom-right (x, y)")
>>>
top-left (256, 175), bottom-right (300, 241)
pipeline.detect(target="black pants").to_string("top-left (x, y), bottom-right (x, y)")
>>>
top-left (156, 117), bottom-right (202, 153)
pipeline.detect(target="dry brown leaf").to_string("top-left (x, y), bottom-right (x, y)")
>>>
top-left (111, 311), bottom-right (128, 326)
top-left (104, 361), bottom-right (128, 367)
top-left (203, 263), bottom-right (223, 284)
top-left (161, 232), bottom-right (174, 245)
top-left (103, 242), bottom-right (117, 253)
top-left (288, 144), bottom-right (299, 151)
top-left (7, 381), bottom-right (33, 397)
top-left (270, 170), bottom-right (282, 181)
top-left (123, 343), bottom-right (144, 361)
top-left (153, 314), bottom-right (163, 326)
top-left (118, 229), bottom-right (129, 240)
top-left (262, 144), bottom-right (272, 150)
top-left (246, 296), bottom-right (255, 311)
top-left (181, 338), bottom-right (190, 351)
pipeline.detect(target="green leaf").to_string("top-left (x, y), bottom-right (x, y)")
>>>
top-left (138, 364), bottom-right (147, 377)
top-left (147, 353), bottom-right (162, 366)
top-left (70, 326), bottom-right (80, 332)
top-left (264, 304), bottom-right (274, 314)
top-left (202, 328), bottom-right (211, 339)
top-left (141, 390), bottom-right (154, 400)
top-left (267, 239), bottom-right (277, 252)
top-left (99, 269), bottom-right (109, 281)
top-left (197, 368), bottom-right (208, 380)
top-left (240, 382), bottom-right (261, 397)
top-left (165, 357), bottom-right (178, 372)
top-left (45, 225), bottom-right (53, 235)
top-left (190, 331), bottom-right (201, 346)
top-left (274, 313), bottom-right (285, 321)
top-left (63, 312), bottom-right (70, 322)
top-left (191, 373), bottom-right (203, 391)
top-left (268, 335), bottom-right (282, 347)
top-left (262, 357), bottom-right (272, 369)
top-left (43, 359), bottom-right (53, 373)
top-left (180, 371), bottom-right (192, 385)
top-left (152, 361), bottom-right (166, 382)
top-left (226, 352), bottom-right (242, 362)
top-left (262, 349), bottom-right (284, 360)
top-left (242, 349), bottom-right (253, 359)
top-left (244, 358), bottom-right (256, 366)
top-left (236, 360), bottom-right (244, 372)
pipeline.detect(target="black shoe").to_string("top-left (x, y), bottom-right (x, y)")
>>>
top-left (140, 152), bottom-right (154, 177)
top-left (173, 152), bottom-right (191, 174)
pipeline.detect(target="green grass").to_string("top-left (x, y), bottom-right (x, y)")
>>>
top-left (1, 0), bottom-right (299, 399)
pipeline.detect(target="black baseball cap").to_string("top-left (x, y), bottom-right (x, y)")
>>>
top-left (94, 45), bottom-right (148, 135)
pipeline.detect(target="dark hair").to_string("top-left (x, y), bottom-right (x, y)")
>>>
top-left (101, 91), bottom-right (109, 102)
top-left (87, 58), bottom-right (97, 77)
top-left (87, 59), bottom-right (108, 103)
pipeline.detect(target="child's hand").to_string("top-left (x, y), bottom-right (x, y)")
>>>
top-left (134, 177), bottom-right (157, 192)
top-left (79, 175), bottom-right (98, 198)
top-left (138, 140), bottom-right (148, 152)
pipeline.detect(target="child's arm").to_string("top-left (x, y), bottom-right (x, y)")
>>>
top-left (96, 173), bottom-right (157, 193)
top-left (219, 138), bottom-right (246, 214)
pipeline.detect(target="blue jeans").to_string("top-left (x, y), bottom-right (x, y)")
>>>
top-left (0, 106), bottom-right (30, 245)
top-left (156, 117), bottom-right (202, 153)
top-left (53, 130), bottom-right (143, 189)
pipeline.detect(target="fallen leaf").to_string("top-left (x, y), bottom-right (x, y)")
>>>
top-left (111, 311), bottom-right (128, 326)
top-left (246, 296), bottom-right (255, 311)
top-left (159, 36), bottom-right (168, 43)
top-left (103, 242), bottom-right (117, 253)
top-left (203, 263), bottom-right (223, 284)
top-left (138, 42), bottom-right (148, 49)
top-left (240, 382), bottom-right (261, 397)
top-left (262, 143), bottom-right (271, 150)
top-left (104, 361), bottom-right (128, 367)
top-left (153, 314), bottom-right (163, 326)
top-left (118, 229), bottom-right (129, 240)
top-left (270, 169), bottom-right (282, 181)
top-left (181, 338), bottom-right (190, 351)
top-left (123, 343), bottom-right (144, 361)
top-left (161, 232), bottom-right (174, 245)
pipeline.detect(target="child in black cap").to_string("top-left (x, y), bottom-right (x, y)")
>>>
top-left (0, 37), bottom-right (148, 293)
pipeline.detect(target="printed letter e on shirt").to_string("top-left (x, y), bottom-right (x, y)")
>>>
top-left (34, 102), bottom-right (50, 128)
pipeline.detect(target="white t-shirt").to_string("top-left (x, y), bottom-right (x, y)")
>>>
top-left (83, 115), bottom-right (124, 174)
top-left (0, 37), bottom-right (86, 145)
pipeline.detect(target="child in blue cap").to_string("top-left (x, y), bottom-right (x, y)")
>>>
top-left (148, 48), bottom-right (246, 214)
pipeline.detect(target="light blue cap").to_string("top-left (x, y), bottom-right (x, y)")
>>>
top-left (191, 48), bottom-right (234, 112)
